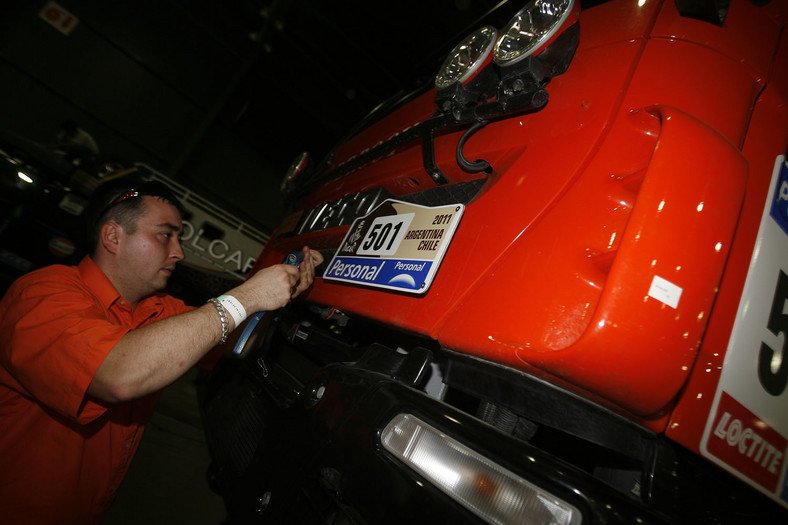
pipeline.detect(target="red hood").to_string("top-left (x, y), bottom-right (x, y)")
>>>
top-left (257, 0), bottom-right (786, 427)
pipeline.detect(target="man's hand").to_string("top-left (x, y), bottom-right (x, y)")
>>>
top-left (230, 246), bottom-right (323, 314)
top-left (89, 247), bottom-right (323, 402)
top-left (292, 246), bottom-right (323, 298)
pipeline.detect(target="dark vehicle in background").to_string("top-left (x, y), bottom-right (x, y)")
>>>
top-left (201, 0), bottom-right (788, 523)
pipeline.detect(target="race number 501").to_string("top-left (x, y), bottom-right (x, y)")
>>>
top-left (357, 213), bottom-right (414, 256)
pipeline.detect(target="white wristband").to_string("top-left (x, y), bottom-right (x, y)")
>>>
top-left (218, 294), bottom-right (247, 327)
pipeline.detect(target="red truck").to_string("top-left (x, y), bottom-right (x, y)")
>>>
top-left (201, 0), bottom-right (788, 522)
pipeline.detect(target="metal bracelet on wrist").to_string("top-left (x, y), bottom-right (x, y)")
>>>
top-left (208, 297), bottom-right (229, 344)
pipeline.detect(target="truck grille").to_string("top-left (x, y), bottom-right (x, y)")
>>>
top-left (203, 368), bottom-right (268, 478)
top-left (296, 178), bottom-right (486, 236)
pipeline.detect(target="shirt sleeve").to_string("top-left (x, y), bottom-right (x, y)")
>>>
top-left (0, 271), bottom-right (128, 424)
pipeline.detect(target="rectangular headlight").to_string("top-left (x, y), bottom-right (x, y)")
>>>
top-left (381, 413), bottom-right (582, 525)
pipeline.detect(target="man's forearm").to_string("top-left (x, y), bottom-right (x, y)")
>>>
top-left (88, 303), bottom-right (230, 402)
top-left (88, 248), bottom-right (322, 403)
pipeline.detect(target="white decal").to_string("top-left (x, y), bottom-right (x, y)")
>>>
top-left (648, 275), bottom-right (682, 309)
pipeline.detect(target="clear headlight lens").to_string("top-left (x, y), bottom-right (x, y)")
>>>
top-left (381, 413), bottom-right (582, 525)
top-left (494, 0), bottom-right (575, 66)
top-left (435, 26), bottom-right (498, 90)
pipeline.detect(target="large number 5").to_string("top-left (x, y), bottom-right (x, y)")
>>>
top-left (758, 270), bottom-right (788, 396)
top-left (362, 224), bottom-right (382, 251)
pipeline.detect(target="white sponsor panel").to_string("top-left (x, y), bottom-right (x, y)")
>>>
top-left (701, 156), bottom-right (788, 508)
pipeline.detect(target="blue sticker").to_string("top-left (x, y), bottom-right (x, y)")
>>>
top-left (324, 256), bottom-right (434, 291)
top-left (770, 158), bottom-right (788, 237)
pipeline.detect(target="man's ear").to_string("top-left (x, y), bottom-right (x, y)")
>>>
top-left (99, 221), bottom-right (122, 255)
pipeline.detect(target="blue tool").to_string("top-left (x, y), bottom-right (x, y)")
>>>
top-left (232, 251), bottom-right (304, 355)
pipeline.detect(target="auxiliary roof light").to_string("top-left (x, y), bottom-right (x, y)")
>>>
top-left (435, 26), bottom-right (498, 90)
top-left (494, 0), bottom-right (576, 67)
top-left (381, 413), bottom-right (583, 524)
top-left (280, 151), bottom-right (310, 194)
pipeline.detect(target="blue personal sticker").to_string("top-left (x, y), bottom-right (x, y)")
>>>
top-left (770, 157), bottom-right (788, 236)
top-left (324, 257), bottom-right (434, 291)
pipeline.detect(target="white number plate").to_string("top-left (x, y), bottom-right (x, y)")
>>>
top-left (324, 199), bottom-right (464, 294)
top-left (701, 156), bottom-right (788, 508)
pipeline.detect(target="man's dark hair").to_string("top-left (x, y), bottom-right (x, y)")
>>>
top-left (85, 179), bottom-right (184, 254)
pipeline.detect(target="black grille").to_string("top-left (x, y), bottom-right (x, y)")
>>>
top-left (396, 177), bottom-right (486, 208)
top-left (204, 367), bottom-right (268, 478)
top-left (296, 178), bottom-right (486, 237)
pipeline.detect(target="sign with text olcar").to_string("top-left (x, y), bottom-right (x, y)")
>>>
top-left (324, 199), bottom-right (464, 294)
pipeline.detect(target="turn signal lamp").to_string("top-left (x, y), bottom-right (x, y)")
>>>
top-left (381, 413), bottom-right (583, 525)
top-left (435, 26), bottom-right (498, 90)
top-left (493, 0), bottom-right (576, 66)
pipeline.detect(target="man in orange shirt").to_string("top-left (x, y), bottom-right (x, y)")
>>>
top-left (0, 180), bottom-right (322, 523)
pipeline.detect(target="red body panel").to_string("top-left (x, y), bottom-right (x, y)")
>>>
top-left (256, 0), bottom-right (788, 473)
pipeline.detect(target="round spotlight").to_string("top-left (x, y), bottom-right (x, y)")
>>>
top-left (493, 0), bottom-right (575, 67)
top-left (280, 151), bottom-right (310, 194)
top-left (435, 26), bottom-right (498, 90)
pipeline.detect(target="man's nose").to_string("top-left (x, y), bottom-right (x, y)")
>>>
top-left (171, 239), bottom-right (185, 261)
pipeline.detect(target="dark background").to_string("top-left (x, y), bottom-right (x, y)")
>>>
top-left (0, 0), bottom-right (505, 232)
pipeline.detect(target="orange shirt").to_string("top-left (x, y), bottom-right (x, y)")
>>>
top-left (0, 257), bottom-right (192, 524)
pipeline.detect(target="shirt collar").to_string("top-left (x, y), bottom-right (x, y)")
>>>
top-left (76, 257), bottom-right (165, 319)
top-left (78, 256), bottom-right (122, 310)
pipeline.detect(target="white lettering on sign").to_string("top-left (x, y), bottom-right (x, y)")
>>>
top-left (39, 1), bottom-right (78, 35)
top-left (325, 259), bottom-right (385, 281)
top-left (180, 220), bottom-right (256, 273)
top-left (713, 412), bottom-right (784, 475)
top-left (394, 261), bottom-right (426, 272)
top-left (779, 180), bottom-right (788, 202)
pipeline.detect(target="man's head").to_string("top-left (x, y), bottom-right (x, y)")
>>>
top-left (86, 180), bottom-right (184, 255)
top-left (86, 180), bottom-right (186, 304)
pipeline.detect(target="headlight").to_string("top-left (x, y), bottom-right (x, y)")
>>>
top-left (381, 413), bottom-right (582, 525)
top-left (280, 151), bottom-right (310, 194)
top-left (435, 26), bottom-right (498, 90)
top-left (494, 0), bottom-right (576, 67)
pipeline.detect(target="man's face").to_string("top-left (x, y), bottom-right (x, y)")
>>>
top-left (115, 196), bottom-right (184, 301)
